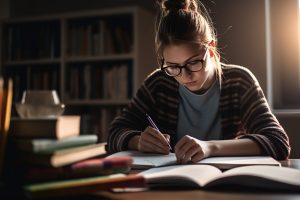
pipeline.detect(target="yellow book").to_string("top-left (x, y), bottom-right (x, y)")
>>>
top-left (24, 174), bottom-right (145, 198)
top-left (0, 78), bottom-right (13, 177)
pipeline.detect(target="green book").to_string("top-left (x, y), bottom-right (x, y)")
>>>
top-left (20, 143), bottom-right (107, 167)
top-left (14, 135), bottom-right (98, 153)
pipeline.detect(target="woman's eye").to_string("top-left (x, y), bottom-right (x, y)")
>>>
top-left (188, 60), bottom-right (200, 65)
top-left (169, 65), bottom-right (180, 69)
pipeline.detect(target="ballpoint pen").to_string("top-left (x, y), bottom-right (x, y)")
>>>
top-left (146, 113), bottom-right (172, 150)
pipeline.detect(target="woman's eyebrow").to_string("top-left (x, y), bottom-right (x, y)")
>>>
top-left (165, 53), bottom-right (201, 65)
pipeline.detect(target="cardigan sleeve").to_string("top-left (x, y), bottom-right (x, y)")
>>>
top-left (236, 68), bottom-right (290, 160)
top-left (106, 73), bottom-right (158, 154)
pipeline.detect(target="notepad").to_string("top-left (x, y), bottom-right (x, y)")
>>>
top-left (108, 150), bottom-right (281, 170)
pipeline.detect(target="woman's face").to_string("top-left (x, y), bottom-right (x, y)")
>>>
top-left (163, 43), bottom-right (215, 93)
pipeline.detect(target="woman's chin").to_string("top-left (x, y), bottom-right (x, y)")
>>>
top-left (185, 85), bottom-right (201, 92)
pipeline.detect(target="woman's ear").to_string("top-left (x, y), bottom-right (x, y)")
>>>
top-left (208, 40), bottom-right (220, 60)
top-left (209, 40), bottom-right (217, 47)
top-left (209, 40), bottom-right (216, 58)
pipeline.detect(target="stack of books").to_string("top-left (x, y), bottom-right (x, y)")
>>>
top-left (6, 116), bottom-right (145, 198)
top-left (9, 116), bottom-right (106, 168)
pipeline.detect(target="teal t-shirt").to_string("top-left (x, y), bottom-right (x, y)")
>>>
top-left (177, 81), bottom-right (222, 141)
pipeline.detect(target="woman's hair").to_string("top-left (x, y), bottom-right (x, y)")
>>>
top-left (155, 0), bottom-right (222, 81)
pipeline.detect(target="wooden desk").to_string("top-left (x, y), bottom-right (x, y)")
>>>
top-left (1, 160), bottom-right (300, 199)
top-left (94, 159), bottom-right (300, 200)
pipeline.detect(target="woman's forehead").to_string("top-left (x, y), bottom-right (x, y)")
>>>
top-left (163, 43), bottom-right (203, 61)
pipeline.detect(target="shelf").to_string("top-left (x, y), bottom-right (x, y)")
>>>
top-left (65, 53), bottom-right (134, 63)
top-left (4, 58), bottom-right (61, 66)
top-left (0, 6), bottom-right (156, 137)
top-left (65, 99), bottom-right (129, 106)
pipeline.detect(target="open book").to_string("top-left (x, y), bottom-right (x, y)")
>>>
top-left (140, 165), bottom-right (300, 191)
top-left (108, 151), bottom-right (281, 170)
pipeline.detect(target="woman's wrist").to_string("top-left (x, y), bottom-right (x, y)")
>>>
top-left (128, 135), bottom-right (141, 150)
top-left (206, 140), bottom-right (219, 157)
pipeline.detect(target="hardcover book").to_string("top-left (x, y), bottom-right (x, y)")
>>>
top-left (24, 174), bottom-right (145, 198)
top-left (9, 116), bottom-right (80, 140)
top-left (14, 135), bottom-right (98, 153)
top-left (20, 143), bottom-right (107, 167)
top-left (24, 156), bottom-right (133, 182)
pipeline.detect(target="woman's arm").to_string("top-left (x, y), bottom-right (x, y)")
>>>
top-left (107, 70), bottom-right (166, 154)
top-left (208, 138), bottom-right (261, 156)
top-left (175, 136), bottom-right (261, 164)
top-left (222, 66), bottom-right (290, 160)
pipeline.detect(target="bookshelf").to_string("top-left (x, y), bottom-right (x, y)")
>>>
top-left (0, 7), bottom-right (156, 141)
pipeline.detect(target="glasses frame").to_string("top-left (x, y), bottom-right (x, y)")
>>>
top-left (161, 47), bottom-right (209, 77)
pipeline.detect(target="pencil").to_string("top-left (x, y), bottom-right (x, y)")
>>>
top-left (146, 114), bottom-right (172, 150)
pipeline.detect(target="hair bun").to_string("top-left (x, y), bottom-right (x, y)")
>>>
top-left (164, 0), bottom-right (188, 11)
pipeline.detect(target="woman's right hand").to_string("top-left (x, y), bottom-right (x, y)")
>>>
top-left (129, 126), bottom-right (171, 154)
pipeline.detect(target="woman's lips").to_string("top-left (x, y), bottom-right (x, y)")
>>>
top-left (185, 81), bottom-right (197, 87)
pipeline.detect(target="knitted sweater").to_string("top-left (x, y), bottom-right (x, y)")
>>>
top-left (107, 64), bottom-right (290, 160)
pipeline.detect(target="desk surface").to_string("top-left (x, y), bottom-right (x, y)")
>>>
top-left (1, 159), bottom-right (300, 200)
top-left (94, 159), bottom-right (300, 200)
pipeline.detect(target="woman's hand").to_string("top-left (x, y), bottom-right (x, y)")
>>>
top-left (129, 126), bottom-right (171, 154)
top-left (175, 135), bottom-right (213, 164)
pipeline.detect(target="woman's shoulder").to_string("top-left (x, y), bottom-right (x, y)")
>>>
top-left (221, 64), bottom-right (258, 84)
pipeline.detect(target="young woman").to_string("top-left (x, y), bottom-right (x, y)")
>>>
top-left (107, 0), bottom-right (290, 163)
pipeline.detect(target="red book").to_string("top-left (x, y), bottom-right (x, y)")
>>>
top-left (25, 156), bottom-right (133, 182)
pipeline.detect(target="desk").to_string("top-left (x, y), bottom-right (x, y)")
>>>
top-left (94, 159), bottom-right (300, 200)
top-left (1, 160), bottom-right (300, 199)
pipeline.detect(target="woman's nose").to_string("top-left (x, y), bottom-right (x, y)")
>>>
top-left (180, 68), bottom-right (193, 78)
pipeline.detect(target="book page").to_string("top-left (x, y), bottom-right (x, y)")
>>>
top-left (206, 165), bottom-right (300, 190)
top-left (196, 156), bottom-right (281, 169)
top-left (108, 151), bottom-right (177, 169)
top-left (109, 151), bottom-right (281, 170)
top-left (140, 165), bottom-right (222, 188)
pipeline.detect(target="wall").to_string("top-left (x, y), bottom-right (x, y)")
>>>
top-left (7, 0), bottom-right (300, 158)
top-left (0, 0), bottom-right (10, 19)
top-left (208, 0), bottom-right (299, 158)
top-left (10, 0), bottom-right (156, 17)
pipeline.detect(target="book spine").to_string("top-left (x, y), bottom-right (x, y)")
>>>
top-left (24, 175), bottom-right (145, 198)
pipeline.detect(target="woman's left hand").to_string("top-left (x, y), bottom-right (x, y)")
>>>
top-left (175, 135), bottom-right (213, 164)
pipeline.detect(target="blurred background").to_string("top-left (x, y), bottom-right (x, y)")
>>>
top-left (0, 0), bottom-right (299, 158)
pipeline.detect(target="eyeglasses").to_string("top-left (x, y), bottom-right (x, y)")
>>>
top-left (161, 47), bottom-right (208, 77)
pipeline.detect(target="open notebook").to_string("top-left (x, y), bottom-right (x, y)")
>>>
top-left (139, 165), bottom-right (300, 191)
top-left (108, 150), bottom-right (281, 170)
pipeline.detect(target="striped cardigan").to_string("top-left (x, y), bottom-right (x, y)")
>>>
top-left (107, 64), bottom-right (290, 160)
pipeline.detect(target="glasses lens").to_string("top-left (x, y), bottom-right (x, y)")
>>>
top-left (186, 60), bottom-right (203, 72)
top-left (164, 66), bottom-right (180, 76)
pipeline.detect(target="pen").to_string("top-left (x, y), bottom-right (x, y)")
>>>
top-left (146, 113), bottom-right (172, 150)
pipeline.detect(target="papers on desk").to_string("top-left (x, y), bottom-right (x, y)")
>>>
top-left (108, 150), bottom-right (281, 170)
top-left (108, 151), bottom-right (177, 169)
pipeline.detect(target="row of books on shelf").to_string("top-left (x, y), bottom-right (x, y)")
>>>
top-left (5, 22), bottom-right (60, 61)
top-left (4, 115), bottom-right (145, 198)
top-left (80, 108), bottom-right (122, 142)
top-left (67, 19), bottom-right (132, 57)
top-left (67, 63), bottom-right (131, 100)
top-left (8, 67), bottom-right (59, 102)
